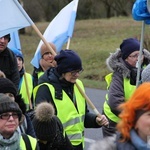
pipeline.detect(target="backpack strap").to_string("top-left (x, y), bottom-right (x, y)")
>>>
top-left (22, 133), bottom-right (32, 150)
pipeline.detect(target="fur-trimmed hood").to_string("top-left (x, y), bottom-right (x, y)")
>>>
top-left (106, 49), bottom-right (150, 77)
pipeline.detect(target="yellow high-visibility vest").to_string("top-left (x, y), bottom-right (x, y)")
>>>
top-left (104, 73), bottom-right (136, 123)
top-left (19, 73), bottom-right (33, 110)
top-left (33, 79), bottom-right (85, 147)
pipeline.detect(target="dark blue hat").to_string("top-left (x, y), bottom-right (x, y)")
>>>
top-left (55, 50), bottom-right (82, 75)
top-left (11, 48), bottom-right (24, 62)
top-left (120, 38), bottom-right (140, 60)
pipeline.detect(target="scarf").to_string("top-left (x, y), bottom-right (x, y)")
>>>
top-left (0, 130), bottom-right (21, 150)
top-left (130, 129), bottom-right (150, 150)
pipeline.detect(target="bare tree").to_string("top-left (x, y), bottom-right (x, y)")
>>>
top-left (100, 0), bottom-right (133, 18)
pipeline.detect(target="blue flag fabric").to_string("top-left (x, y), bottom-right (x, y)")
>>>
top-left (8, 31), bottom-right (21, 50)
top-left (0, 0), bottom-right (33, 38)
top-left (31, 0), bottom-right (79, 68)
top-left (132, 0), bottom-right (150, 24)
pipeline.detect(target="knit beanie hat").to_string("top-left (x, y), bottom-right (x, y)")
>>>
top-left (0, 93), bottom-right (22, 121)
top-left (141, 64), bottom-right (150, 82)
top-left (32, 102), bottom-right (58, 141)
top-left (55, 49), bottom-right (82, 75)
top-left (40, 42), bottom-right (56, 57)
top-left (11, 48), bottom-right (24, 62)
top-left (120, 38), bottom-right (140, 60)
top-left (0, 78), bottom-right (17, 97)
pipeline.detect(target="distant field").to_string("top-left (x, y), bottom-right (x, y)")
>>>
top-left (20, 17), bottom-right (148, 89)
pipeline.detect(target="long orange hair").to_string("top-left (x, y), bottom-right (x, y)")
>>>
top-left (117, 82), bottom-right (150, 142)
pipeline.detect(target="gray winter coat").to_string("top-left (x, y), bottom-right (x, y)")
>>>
top-left (102, 49), bottom-right (150, 137)
top-left (106, 49), bottom-right (150, 117)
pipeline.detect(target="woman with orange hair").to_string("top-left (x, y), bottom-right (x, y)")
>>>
top-left (89, 82), bottom-right (150, 150)
top-left (116, 82), bottom-right (150, 149)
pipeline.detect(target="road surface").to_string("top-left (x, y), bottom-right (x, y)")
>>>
top-left (84, 88), bottom-right (107, 150)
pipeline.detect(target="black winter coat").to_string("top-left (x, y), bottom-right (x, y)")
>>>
top-left (35, 67), bottom-right (100, 128)
top-left (0, 47), bottom-right (20, 88)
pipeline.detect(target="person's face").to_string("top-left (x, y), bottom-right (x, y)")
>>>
top-left (135, 111), bottom-right (150, 142)
top-left (62, 69), bottom-right (83, 83)
top-left (16, 57), bottom-right (23, 71)
top-left (42, 52), bottom-right (55, 63)
top-left (125, 51), bottom-right (144, 67)
top-left (0, 36), bottom-right (9, 52)
top-left (5, 93), bottom-right (15, 101)
top-left (0, 112), bottom-right (19, 139)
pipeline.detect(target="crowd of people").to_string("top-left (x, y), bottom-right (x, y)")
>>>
top-left (1, 29), bottom-right (150, 149)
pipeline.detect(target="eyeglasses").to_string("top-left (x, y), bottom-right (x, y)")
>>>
top-left (70, 69), bottom-right (84, 76)
top-left (0, 113), bottom-right (19, 120)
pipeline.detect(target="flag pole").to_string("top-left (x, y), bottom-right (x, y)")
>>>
top-left (136, 21), bottom-right (145, 87)
top-left (31, 24), bottom-right (57, 56)
top-left (66, 37), bottom-right (71, 49)
top-left (75, 82), bottom-right (102, 118)
top-left (23, 66), bottom-right (33, 109)
top-left (13, 0), bottom-right (57, 56)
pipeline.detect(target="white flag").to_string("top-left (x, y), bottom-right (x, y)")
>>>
top-left (0, 0), bottom-right (33, 37)
top-left (31, 0), bottom-right (79, 68)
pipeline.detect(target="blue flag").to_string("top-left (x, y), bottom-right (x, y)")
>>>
top-left (132, 0), bottom-right (150, 24)
top-left (31, 0), bottom-right (79, 68)
top-left (8, 31), bottom-right (21, 50)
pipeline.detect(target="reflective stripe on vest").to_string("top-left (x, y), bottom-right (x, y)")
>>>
top-left (33, 79), bottom-right (85, 147)
top-left (20, 134), bottom-right (37, 149)
top-left (37, 71), bottom-right (44, 79)
top-left (104, 73), bottom-right (136, 123)
top-left (19, 73), bottom-right (33, 110)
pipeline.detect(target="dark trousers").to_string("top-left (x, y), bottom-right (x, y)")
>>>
top-left (102, 112), bottom-right (117, 137)
top-left (73, 143), bottom-right (83, 150)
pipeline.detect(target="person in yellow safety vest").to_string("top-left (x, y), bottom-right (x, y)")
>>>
top-left (32, 42), bottom-right (57, 88)
top-left (102, 38), bottom-right (150, 137)
top-left (0, 93), bottom-right (39, 150)
top-left (11, 48), bottom-right (33, 111)
top-left (33, 49), bottom-right (109, 150)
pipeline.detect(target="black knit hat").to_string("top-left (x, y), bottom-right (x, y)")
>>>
top-left (0, 94), bottom-right (22, 121)
top-left (32, 102), bottom-right (58, 141)
top-left (54, 49), bottom-right (82, 75)
top-left (0, 78), bottom-right (17, 96)
top-left (120, 38), bottom-right (140, 60)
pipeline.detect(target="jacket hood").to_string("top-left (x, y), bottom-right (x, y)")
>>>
top-left (106, 49), bottom-right (150, 77)
top-left (106, 49), bottom-right (130, 77)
